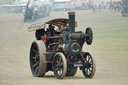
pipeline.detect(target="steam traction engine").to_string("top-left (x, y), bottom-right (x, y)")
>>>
top-left (29, 12), bottom-right (96, 79)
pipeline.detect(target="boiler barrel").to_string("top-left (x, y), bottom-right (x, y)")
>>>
top-left (71, 32), bottom-right (85, 40)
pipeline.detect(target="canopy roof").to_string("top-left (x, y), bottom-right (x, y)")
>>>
top-left (28, 18), bottom-right (77, 32)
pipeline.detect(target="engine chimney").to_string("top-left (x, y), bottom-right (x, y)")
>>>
top-left (68, 12), bottom-right (75, 33)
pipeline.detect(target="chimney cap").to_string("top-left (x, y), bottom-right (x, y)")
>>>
top-left (68, 12), bottom-right (75, 15)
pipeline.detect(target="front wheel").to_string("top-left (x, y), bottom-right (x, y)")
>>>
top-left (52, 52), bottom-right (67, 79)
top-left (81, 52), bottom-right (96, 78)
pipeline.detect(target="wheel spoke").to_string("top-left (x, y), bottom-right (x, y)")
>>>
top-left (58, 57), bottom-right (62, 64)
top-left (33, 49), bottom-right (39, 57)
top-left (89, 68), bottom-right (93, 72)
top-left (32, 56), bottom-right (36, 61)
top-left (88, 68), bottom-right (92, 75)
top-left (85, 68), bottom-right (88, 73)
top-left (32, 49), bottom-right (39, 61)
top-left (35, 54), bottom-right (39, 58)
top-left (59, 62), bottom-right (63, 67)
top-left (34, 66), bottom-right (39, 73)
top-left (86, 56), bottom-right (89, 61)
top-left (58, 70), bottom-right (61, 75)
top-left (56, 57), bottom-right (59, 64)
top-left (58, 69), bottom-right (62, 76)
top-left (56, 68), bottom-right (59, 72)
top-left (33, 49), bottom-right (37, 54)
top-left (32, 62), bottom-right (39, 68)
top-left (89, 57), bottom-right (92, 63)
top-left (87, 69), bottom-right (90, 75)
top-left (89, 59), bottom-right (91, 63)
top-left (55, 63), bottom-right (58, 68)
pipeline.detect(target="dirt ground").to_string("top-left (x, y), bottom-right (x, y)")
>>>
top-left (0, 10), bottom-right (128, 85)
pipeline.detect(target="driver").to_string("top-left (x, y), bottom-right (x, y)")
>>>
top-left (63, 24), bottom-right (70, 32)
top-left (47, 24), bottom-right (55, 36)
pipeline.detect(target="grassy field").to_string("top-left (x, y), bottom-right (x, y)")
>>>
top-left (94, 12), bottom-right (128, 52)
top-left (74, 10), bottom-right (128, 53)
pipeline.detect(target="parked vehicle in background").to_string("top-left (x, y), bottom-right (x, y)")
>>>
top-left (0, 0), bottom-right (27, 13)
top-left (24, 0), bottom-right (51, 22)
top-left (121, 0), bottom-right (128, 16)
top-left (71, 0), bottom-right (88, 10)
top-left (53, 0), bottom-right (72, 11)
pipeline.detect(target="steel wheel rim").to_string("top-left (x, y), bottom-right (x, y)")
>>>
top-left (82, 53), bottom-right (94, 77)
top-left (30, 45), bottom-right (40, 74)
top-left (53, 55), bottom-right (64, 78)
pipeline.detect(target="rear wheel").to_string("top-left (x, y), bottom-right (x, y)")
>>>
top-left (30, 40), bottom-right (47, 77)
top-left (53, 52), bottom-right (67, 79)
top-left (66, 66), bottom-right (77, 76)
top-left (81, 52), bottom-right (96, 78)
